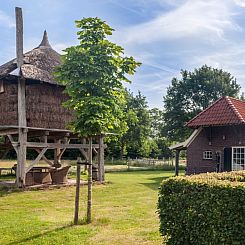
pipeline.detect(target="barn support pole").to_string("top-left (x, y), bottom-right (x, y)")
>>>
top-left (98, 134), bottom-right (105, 182)
top-left (17, 128), bottom-right (27, 187)
top-left (54, 139), bottom-right (61, 168)
top-left (175, 149), bottom-right (180, 176)
top-left (16, 7), bottom-right (27, 188)
top-left (57, 136), bottom-right (70, 163)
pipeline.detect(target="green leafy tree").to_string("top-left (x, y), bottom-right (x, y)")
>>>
top-left (149, 108), bottom-right (164, 137)
top-left (121, 91), bottom-right (151, 159)
top-left (55, 17), bottom-right (141, 136)
top-left (148, 108), bottom-right (172, 159)
top-left (163, 65), bottom-right (240, 141)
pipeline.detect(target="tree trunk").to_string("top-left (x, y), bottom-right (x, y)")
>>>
top-left (74, 161), bottom-right (81, 225)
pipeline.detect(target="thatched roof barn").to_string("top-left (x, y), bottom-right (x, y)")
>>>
top-left (0, 31), bottom-right (73, 129)
top-left (0, 8), bottom-right (105, 188)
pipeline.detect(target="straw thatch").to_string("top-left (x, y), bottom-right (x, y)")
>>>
top-left (0, 31), bottom-right (61, 84)
top-left (0, 31), bottom-right (74, 129)
top-left (26, 84), bottom-right (73, 129)
top-left (0, 82), bottom-right (18, 125)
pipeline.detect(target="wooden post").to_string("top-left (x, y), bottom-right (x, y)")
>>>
top-left (16, 7), bottom-right (27, 188)
top-left (98, 134), bottom-right (105, 182)
top-left (16, 7), bottom-right (24, 68)
top-left (74, 157), bottom-right (81, 225)
top-left (54, 139), bottom-right (61, 167)
top-left (82, 138), bottom-right (88, 171)
top-left (87, 136), bottom-right (92, 223)
top-left (175, 150), bottom-right (180, 176)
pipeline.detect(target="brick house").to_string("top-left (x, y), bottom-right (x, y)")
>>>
top-left (170, 96), bottom-right (245, 175)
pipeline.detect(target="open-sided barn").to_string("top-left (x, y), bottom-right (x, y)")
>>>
top-left (0, 8), bottom-right (105, 187)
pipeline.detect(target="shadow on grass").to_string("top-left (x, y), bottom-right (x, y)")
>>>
top-left (6, 223), bottom-right (76, 245)
top-left (0, 184), bottom-right (21, 197)
top-left (0, 174), bottom-right (15, 181)
top-left (140, 176), bottom-right (173, 191)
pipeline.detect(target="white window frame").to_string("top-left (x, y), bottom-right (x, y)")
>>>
top-left (203, 151), bottom-right (212, 160)
top-left (232, 147), bottom-right (245, 171)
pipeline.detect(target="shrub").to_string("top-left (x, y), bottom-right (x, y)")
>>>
top-left (157, 171), bottom-right (245, 245)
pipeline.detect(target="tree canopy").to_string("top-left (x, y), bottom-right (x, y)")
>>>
top-left (163, 65), bottom-right (241, 141)
top-left (121, 91), bottom-right (151, 158)
top-left (55, 17), bottom-right (141, 136)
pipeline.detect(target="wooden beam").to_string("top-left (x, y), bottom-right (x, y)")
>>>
top-left (17, 129), bottom-right (27, 187)
top-left (98, 135), bottom-right (105, 182)
top-left (0, 129), bottom-right (18, 136)
top-left (16, 7), bottom-right (24, 68)
top-left (26, 148), bottom-right (48, 173)
top-left (18, 78), bottom-right (26, 127)
top-left (16, 7), bottom-right (26, 187)
top-left (35, 149), bottom-right (53, 166)
top-left (54, 139), bottom-right (61, 167)
top-left (7, 135), bottom-right (18, 154)
top-left (57, 138), bottom-right (70, 160)
top-left (79, 148), bottom-right (88, 161)
top-left (175, 149), bottom-right (180, 176)
top-left (21, 142), bottom-right (100, 149)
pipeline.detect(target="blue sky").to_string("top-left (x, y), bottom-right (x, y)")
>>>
top-left (1, 0), bottom-right (245, 108)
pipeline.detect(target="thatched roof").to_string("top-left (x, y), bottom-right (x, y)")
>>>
top-left (0, 31), bottom-right (61, 85)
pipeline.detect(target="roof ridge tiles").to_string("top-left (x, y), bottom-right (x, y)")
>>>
top-left (186, 96), bottom-right (245, 128)
top-left (226, 97), bottom-right (245, 123)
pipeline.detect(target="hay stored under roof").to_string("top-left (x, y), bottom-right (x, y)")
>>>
top-left (0, 31), bottom-right (61, 85)
top-left (0, 31), bottom-right (74, 130)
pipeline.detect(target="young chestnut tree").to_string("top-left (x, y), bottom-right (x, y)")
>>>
top-left (55, 17), bottom-right (141, 136)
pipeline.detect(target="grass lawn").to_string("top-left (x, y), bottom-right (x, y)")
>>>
top-left (0, 170), bottom-right (177, 245)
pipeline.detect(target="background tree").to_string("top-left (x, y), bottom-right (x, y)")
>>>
top-left (148, 108), bottom-right (172, 159)
top-left (121, 91), bottom-right (151, 158)
top-left (163, 65), bottom-right (240, 141)
top-left (106, 90), bottom-right (152, 159)
top-left (149, 108), bottom-right (164, 138)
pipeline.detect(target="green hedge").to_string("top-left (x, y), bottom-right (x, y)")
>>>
top-left (157, 171), bottom-right (245, 245)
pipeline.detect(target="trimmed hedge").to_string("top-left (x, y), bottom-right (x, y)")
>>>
top-left (157, 171), bottom-right (245, 245)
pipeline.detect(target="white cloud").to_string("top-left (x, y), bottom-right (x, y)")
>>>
top-left (192, 44), bottom-right (245, 83)
top-left (117, 0), bottom-right (239, 44)
top-left (234, 0), bottom-right (245, 7)
top-left (0, 10), bottom-right (15, 28)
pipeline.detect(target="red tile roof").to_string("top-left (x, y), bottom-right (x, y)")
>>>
top-left (186, 96), bottom-right (245, 128)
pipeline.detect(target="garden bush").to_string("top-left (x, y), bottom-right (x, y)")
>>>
top-left (157, 171), bottom-right (245, 245)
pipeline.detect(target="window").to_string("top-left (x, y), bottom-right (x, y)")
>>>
top-left (232, 147), bottom-right (245, 170)
top-left (0, 81), bottom-right (4, 93)
top-left (203, 151), bottom-right (212, 160)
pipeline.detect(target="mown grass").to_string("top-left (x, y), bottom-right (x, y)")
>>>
top-left (0, 170), bottom-right (179, 245)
